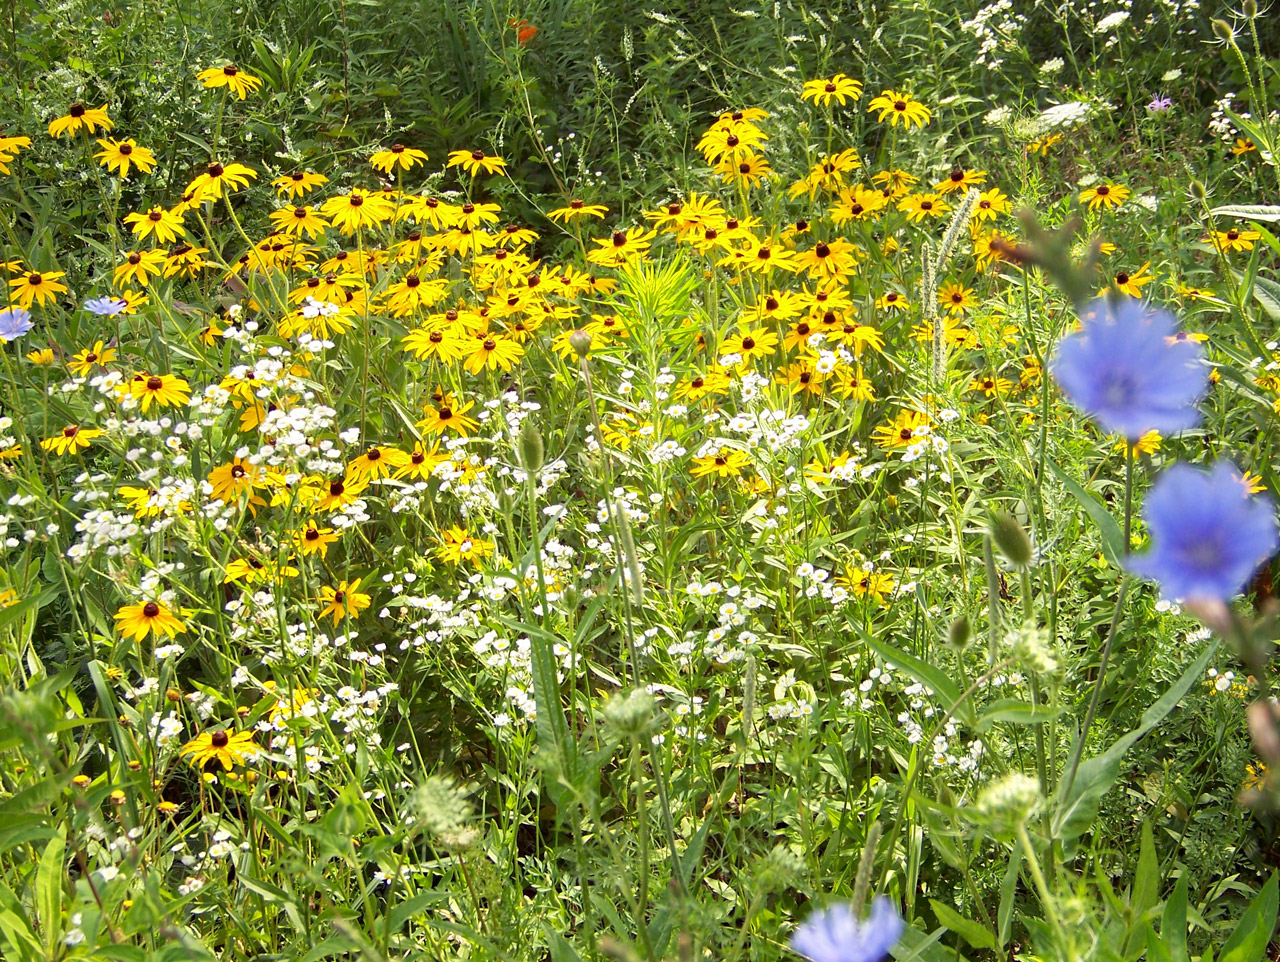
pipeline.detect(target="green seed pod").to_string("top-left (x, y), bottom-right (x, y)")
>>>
top-left (569, 328), bottom-right (593, 358)
top-left (948, 613), bottom-right (972, 649)
top-left (1244, 0), bottom-right (1258, 17)
top-left (1189, 179), bottom-right (1208, 203)
top-left (989, 510), bottom-right (1033, 568)
top-left (1211, 18), bottom-right (1235, 42)
top-left (519, 421), bottom-right (544, 474)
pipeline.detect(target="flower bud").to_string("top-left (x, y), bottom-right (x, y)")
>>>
top-left (1243, 0), bottom-right (1258, 18)
top-left (1188, 179), bottom-right (1207, 203)
top-left (603, 688), bottom-right (656, 738)
top-left (569, 329), bottom-right (593, 358)
top-left (947, 613), bottom-right (971, 649)
top-left (989, 510), bottom-right (1033, 568)
top-left (973, 772), bottom-right (1042, 833)
top-left (1211, 18), bottom-right (1235, 42)
top-left (519, 421), bottom-right (544, 474)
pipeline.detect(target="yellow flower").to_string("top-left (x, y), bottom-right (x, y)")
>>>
top-left (293, 525), bottom-right (339, 558)
top-left (969, 374), bottom-right (1012, 397)
top-left (48, 103), bottom-right (112, 138)
top-left (26, 348), bottom-right (54, 364)
top-left (318, 578), bottom-right (372, 626)
top-left (587, 227), bottom-right (657, 268)
top-left (197, 64), bottom-right (263, 99)
top-left (436, 526), bottom-right (496, 564)
top-left (123, 207), bottom-right (185, 244)
top-left (113, 249), bottom-right (167, 289)
top-left (114, 599), bottom-right (187, 641)
top-left (40, 425), bottom-right (103, 456)
top-left (1103, 262), bottom-right (1153, 298)
top-left (867, 90), bottom-right (931, 129)
top-left (938, 282), bottom-right (977, 314)
top-left (934, 167), bottom-right (987, 194)
top-left (842, 569), bottom-right (895, 605)
top-left (272, 171), bottom-right (329, 198)
top-left (793, 238), bottom-right (860, 281)
top-left (269, 205), bottom-right (330, 240)
top-left (8, 270), bottom-right (67, 309)
top-left (347, 445), bottom-right (411, 480)
top-left (223, 557), bottom-right (298, 584)
top-left (180, 729), bottom-right (259, 770)
top-left (1206, 227), bottom-right (1261, 253)
top-left (547, 199), bottom-right (609, 223)
top-left (898, 192), bottom-right (951, 222)
top-left (393, 441), bottom-right (446, 481)
top-left (208, 458), bottom-right (267, 503)
top-left (1232, 137), bottom-right (1257, 156)
top-left (320, 188), bottom-right (396, 234)
top-left (131, 373), bottom-right (191, 411)
top-left (1078, 182), bottom-right (1130, 211)
top-left (800, 73), bottom-right (863, 107)
top-left (94, 138), bottom-right (156, 178)
top-left (0, 588), bottom-right (18, 609)
top-left (1026, 132), bottom-right (1062, 155)
top-left (973, 187), bottom-right (1011, 221)
top-left (720, 326), bottom-right (779, 364)
top-left (418, 394), bottom-right (479, 436)
top-left (715, 152), bottom-right (772, 188)
top-left (1115, 430), bottom-right (1161, 457)
top-left (370, 143), bottom-right (429, 173)
top-left (0, 135), bottom-right (31, 174)
top-left (690, 447), bottom-right (751, 479)
top-left (447, 149), bottom-right (507, 177)
top-left (872, 410), bottom-right (931, 449)
top-left (832, 369), bottom-right (876, 402)
top-left (186, 160), bottom-right (258, 203)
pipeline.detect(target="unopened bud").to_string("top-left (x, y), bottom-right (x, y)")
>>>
top-left (569, 329), bottom-right (592, 358)
top-left (1211, 18), bottom-right (1235, 42)
top-left (989, 510), bottom-right (1033, 568)
top-left (1243, 0), bottom-right (1258, 18)
top-left (519, 421), bottom-right (544, 473)
top-left (1189, 179), bottom-right (1207, 203)
top-left (948, 613), bottom-right (971, 649)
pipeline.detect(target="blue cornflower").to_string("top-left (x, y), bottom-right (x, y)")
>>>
top-left (1129, 461), bottom-right (1279, 601)
top-left (0, 306), bottom-right (33, 341)
top-left (1051, 298), bottom-right (1207, 439)
top-left (791, 897), bottom-right (903, 962)
top-left (83, 297), bottom-right (129, 317)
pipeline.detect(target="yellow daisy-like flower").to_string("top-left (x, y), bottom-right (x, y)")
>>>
top-left (114, 599), bottom-right (187, 641)
top-left (123, 207), bottom-right (186, 244)
top-left (1206, 227), bottom-right (1261, 253)
top-left (179, 729), bottom-right (258, 770)
top-left (196, 64), bottom-right (263, 99)
top-left (8, 270), bottom-right (68, 308)
top-left (1103, 262), bottom-right (1154, 298)
top-left (347, 445), bottom-right (411, 480)
top-left (973, 187), bottom-right (1011, 221)
top-left (844, 569), bottom-right (895, 605)
top-left (934, 167), bottom-right (987, 194)
top-left (586, 227), bottom-right (657, 268)
top-left (447, 149), bottom-right (508, 177)
top-left (1232, 137), bottom-right (1257, 156)
top-left (435, 526), bottom-right (495, 565)
top-left (800, 73), bottom-right (863, 107)
top-left (369, 144), bottom-right (429, 173)
top-left (272, 171), bottom-right (329, 198)
top-left (1115, 430), bottom-right (1162, 457)
top-left (872, 409), bottom-right (932, 449)
top-left (463, 333), bottom-right (525, 374)
top-left (131, 373), bottom-right (191, 412)
top-left (269, 204), bottom-right (330, 239)
top-left (318, 578), bottom-right (371, 626)
top-left (968, 374), bottom-right (1012, 397)
top-left (26, 348), bottom-right (54, 365)
top-left (418, 394), bottom-right (479, 436)
top-left (938, 282), bottom-right (977, 314)
top-left (547, 199), bottom-right (609, 223)
top-left (1078, 182), bottom-right (1130, 211)
top-left (690, 447), bottom-right (752, 479)
top-left (319, 188), bottom-right (396, 234)
top-left (867, 90), bottom-right (931, 129)
top-left (393, 441), bottom-right (446, 481)
top-left (1026, 132), bottom-right (1062, 155)
top-left (208, 457), bottom-right (267, 503)
top-left (898, 192), bottom-right (951, 223)
top-left (186, 160), bottom-right (258, 203)
top-left (293, 525), bottom-right (339, 558)
top-left (0, 135), bottom-right (31, 174)
top-left (39, 425), bottom-right (103, 456)
top-left (48, 103), bottom-right (113, 139)
top-left (113, 249), bottom-right (167, 289)
top-left (94, 138), bottom-right (156, 178)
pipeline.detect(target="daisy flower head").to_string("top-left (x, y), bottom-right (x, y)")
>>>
top-left (196, 64), bottom-right (263, 99)
top-left (318, 578), bottom-right (371, 626)
top-left (547, 199), bottom-right (609, 224)
top-left (94, 138), bottom-right (156, 178)
top-left (1128, 461), bottom-right (1279, 602)
top-left (448, 149), bottom-right (508, 177)
top-left (48, 103), bottom-right (113, 138)
top-left (123, 207), bottom-right (186, 245)
top-left (369, 143), bottom-right (429, 173)
top-left (790, 897), bottom-right (903, 962)
top-left (867, 90), bottom-right (931, 129)
top-left (1051, 297), bottom-right (1207, 440)
top-left (1078, 181), bottom-right (1130, 211)
top-left (114, 599), bottom-right (187, 641)
top-left (272, 171), bottom-right (329, 198)
top-left (801, 73), bottom-right (863, 107)
top-left (9, 270), bottom-right (68, 309)
top-left (180, 729), bottom-right (258, 770)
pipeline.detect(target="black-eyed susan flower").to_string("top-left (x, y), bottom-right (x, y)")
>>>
top-left (40, 424), bottom-right (101, 456)
top-left (48, 103), bottom-right (113, 138)
top-left (320, 188), bottom-right (396, 234)
top-left (418, 394), bottom-right (479, 436)
top-left (867, 90), bottom-right (931, 129)
top-left (293, 525), bottom-right (339, 558)
top-left (208, 457), bottom-right (267, 503)
top-left (934, 167), bottom-right (987, 194)
top-left (801, 73), bottom-right (863, 107)
top-left (369, 143), bottom-right (429, 173)
top-left (0, 135), bottom-right (31, 174)
top-left (186, 160), bottom-right (258, 203)
top-left (94, 138), bottom-right (156, 178)
top-left (123, 207), bottom-right (185, 245)
top-left (131, 373), bottom-right (191, 411)
top-left (1078, 181), bottom-right (1130, 211)
top-left (347, 445), bottom-right (411, 480)
top-left (318, 578), bottom-right (371, 626)
top-left (691, 447), bottom-right (751, 479)
top-left (393, 441), bottom-right (446, 481)
top-left (587, 227), bottom-right (656, 268)
top-left (113, 250), bottom-right (167, 289)
top-left (716, 152), bottom-right (772, 188)
top-left (197, 64), bottom-right (263, 99)
top-left (794, 238), bottom-right (860, 281)
top-left (1026, 132), bottom-right (1062, 155)
top-left (1232, 137), bottom-right (1257, 156)
top-left (463, 333), bottom-right (525, 374)
top-left (973, 187), bottom-right (1011, 221)
top-left (114, 599), bottom-right (186, 641)
top-left (272, 171), bottom-right (329, 198)
top-left (969, 374), bottom-right (1012, 397)
top-left (938, 282), bottom-right (977, 314)
top-left (164, 244), bottom-right (210, 280)
top-left (1115, 430), bottom-right (1162, 457)
top-left (8, 270), bottom-right (67, 309)
top-left (436, 526), bottom-right (495, 564)
top-left (1103, 262), bottom-right (1154, 298)
top-left (447, 149), bottom-right (507, 177)
top-left (832, 369), bottom-right (876, 401)
top-left (180, 729), bottom-right (259, 769)
top-left (898, 192), bottom-right (951, 222)
top-left (26, 348), bottom-right (53, 365)
top-left (829, 185), bottom-right (887, 225)
top-left (872, 409), bottom-right (932, 449)
top-left (1206, 227), bottom-right (1261, 253)
top-left (720, 327), bottom-right (779, 364)
top-left (875, 291), bottom-right (909, 312)
top-left (547, 199), bottom-right (609, 223)
top-left (383, 274), bottom-right (449, 317)
top-left (269, 204), bottom-right (329, 240)
top-left (845, 569), bottom-right (895, 605)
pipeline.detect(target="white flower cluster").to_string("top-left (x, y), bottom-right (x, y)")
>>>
top-left (961, 0), bottom-right (1028, 69)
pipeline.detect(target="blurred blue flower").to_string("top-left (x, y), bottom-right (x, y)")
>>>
top-left (1147, 95), bottom-right (1173, 112)
top-left (791, 897), bottom-right (903, 962)
top-left (0, 306), bottom-right (33, 341)
top-left (83, 297), bottom-right (129, 317)
top-left (1051, 298), bottom-right (1207, 439)
top-left (1129, 461), bottom-right (1279, 601)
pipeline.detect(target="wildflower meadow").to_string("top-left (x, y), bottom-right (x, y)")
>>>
top-left (3, 0), bottom-right (1280, 959)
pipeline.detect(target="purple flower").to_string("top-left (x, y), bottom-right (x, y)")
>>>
top-left (83, 297), bottom-right (129, 317)
top-left (0, 306), bottom-right (33, 341)
top-left (791, 897), bottom-right (903, 962)
top-left (1051, 298), bottom-right (1207, 439)
top-left (1128, 461), bottom-right (1278, 601)
top-left (1147, 95), bottom-right (1173, 112)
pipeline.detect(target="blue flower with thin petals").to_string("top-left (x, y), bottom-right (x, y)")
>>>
top-left (791, 897), bottom-right (903, 962)
top-left (1128, 461), bottom-right (1279, 601)
top-left (0, 307), bottom-right (33, 341)
top-left (1051, 298), bottom-right (1207, 439)
top-left (83, 297), bottom-right (129, 317)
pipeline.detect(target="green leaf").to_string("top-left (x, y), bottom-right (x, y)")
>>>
top-left (976, 698), bottom-right (1064, 732)
top-left (387, 891), bottom-right (453, 932)
top-left (1219, 873), bottom-right (1278, 962)
top-left (1052, 639), bottom-right (1219, 845)
top-left (36, 833), bottom-right (65, 955)
top-left (1210, 205), bottom-right (1280, 222)
top-left (1162, 875), bottom-right (1189, 962)
top-left (1145, 923), bottom-right (1174, 962)
top-left (998, 839), bottom-right (1020, 950)
top-left (1048, 460), bottom-right (1124, 565)
top-left (859, 630), bottom-right (964, 719)
top-left (1125, 822), bottom-right (1158, 956)
top-left (545, 927), bottom-right (585, 962)
top-left (1251, 275), bottom-right (1280, 322)
top-left (929, 898), bottom-right (998, 951)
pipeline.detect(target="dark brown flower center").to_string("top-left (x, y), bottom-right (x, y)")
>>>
top-left (143, 602), bottom-right (160, 617)
top-left (815, 243), bottom-right (830, 258)
top-left (439, 407), bottom-right (453, 419)
top-left (1097, 185), bottom-right (1110, 196)
top-left (391, 144), bottom-right (405, 153)
top-left (207, 162), bottom-right (224, 176)
top-left (1227, 230), bottom-right (1240, 240)
top-left (146, 376), bottom-right (163, 390)
top-left (366, 447), bottom-right (381, 461)
top-left (950, 169), bottom-right (964, 182)
top-left (349, 194), bottom-right (364, 206)
top-left (741, 336), bottom-right (756, 350)
top-left (471, 149), bottom-right (485, 160)
top-left (738, 162), bottom-right (750, 174)
top-left (28, 273), bottom-right (42, 285)
top-left (894, 100), bottom-right (907, 111)
top-left (211, 730), bottom-right (229, 747)
top-left (824, 82), bottom-right (836, 92)
top-left (765, 297), bottom-right (779, 310)
top-left (69, 103), bottom-right (86, 117)
top-left (796, 322), bottom-right (810, 336)
top-left (1115, 272), bottom-right (1129, 285)
top-left (305, 528), bottom-right (320, 540)
top-left (128, 253), bottom-right (142, 264)
top-left (63, 425), bottom-right (78, 437)
top-left (119, 143), bottom-right (133, 155)
top-left (612, 231), bottom-right (626, 246)
top-left (86, 353), bottom-right (98, 362)
top-left (223, 65), bottom-right (238, 76)
top-left (329, 480), bottom-right (344, 495)
top-left (148, 210), bottom-right (162, 221)
top-left (406, 274), bottom-right (421, 288)
top-left (483, 338), bottom-right (496, 350)
top-left (920, 201), bottom-right (933, 211)
top-left (231, 465), bottom-right (246, 478)
top-left (570, 199), bottom-right (584, 209)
